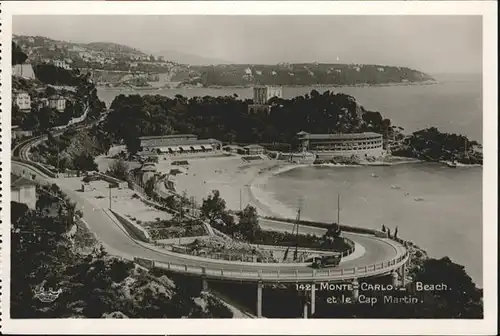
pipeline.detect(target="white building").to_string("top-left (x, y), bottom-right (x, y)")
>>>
top-left (11, 174), bottom-right (37, 210)
top-left (13, 91), bottom-right (31, 111)
top-left (297, 132), bottom-right (385, 160)
top-left (54, 60), bottom-right (71, 70)
top-left (252, 86), bottom-right (283, 105)
top-left (48, 95), bottom-right (66, 112)
top-left (12, 64), bottom-right (36, 79)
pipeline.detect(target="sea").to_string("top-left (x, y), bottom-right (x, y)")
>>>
top-left (97, 73), bottom-right (483, 286)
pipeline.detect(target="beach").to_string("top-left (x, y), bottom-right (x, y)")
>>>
top-left (161, 155), bottom-right (299, 218)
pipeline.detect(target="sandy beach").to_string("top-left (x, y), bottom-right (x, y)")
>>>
top-left (160, 155), bottom-right (301, 219)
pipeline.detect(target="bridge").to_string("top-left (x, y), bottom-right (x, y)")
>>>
top-left (11, 126), bottom-right (410, 318)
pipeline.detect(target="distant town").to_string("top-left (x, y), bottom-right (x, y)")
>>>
top-left (13, 35), bottom-right (436, 90)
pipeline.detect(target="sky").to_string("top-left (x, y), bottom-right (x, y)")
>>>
top-left (13, 15), bottom-right (482, 74)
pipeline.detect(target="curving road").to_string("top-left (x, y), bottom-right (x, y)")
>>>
top-left (12, 131), bottom-right (408, 283)
top-left (12, 159), bottom-right (408, 283)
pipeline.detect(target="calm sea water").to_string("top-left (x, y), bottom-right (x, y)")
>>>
top-left (97, 73), bottom-right (482, 140)
top-left (97, 73), bottom-right (483, 286)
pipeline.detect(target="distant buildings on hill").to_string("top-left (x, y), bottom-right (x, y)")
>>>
top-left (53, 59), bottom-right (72, 70)
top-left (48, 95), bottom-right (67, 112)
top-left (12, 90), bottom-right (67, 113)
top-left (13, 91), bottom-right (31, 112)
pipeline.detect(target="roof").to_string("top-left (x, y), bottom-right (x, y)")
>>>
top-left (139, 134), bottom-right (197, 141)
top-left (141, 137), bottom-right (221, 148)
top-left (48, 95), bottom-right (62, 100)
top-left (298, 132), bottom-right (382, 140)
top-left (244, 144), bottom-right (264, 149)
top-left (11, 174), bottom-right (37, 189)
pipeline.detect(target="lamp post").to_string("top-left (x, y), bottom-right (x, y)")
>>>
top-left (109, 184), bottom-right (112, 209)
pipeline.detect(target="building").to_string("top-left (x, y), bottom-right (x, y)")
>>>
top-left (36, 98), bottom-right (49, 109)
top-left (12, 64), bottom-right (36, 79)
top-left (253, 86), bottom-right (283, 105)
top-left (138, 163), bottom-right (158, 185)
top-left (248, 86), bottom-right (283, 114)
top-left (243, 144), bottom-right (265, 155)
top-left (11, 126), bottom-right (33, 140)
top-left (53, 60), bottom-right (71, 70)
top-left (48, 95), bottom-right (66, 112)
top-left (139, 134), bottom-right (222, 155)
top-left (11, 174), bottom-right (37, 210)
top-left (297, 131), bottom-right (385, 159)
top-left (13, 91), bottom-right (31, 111)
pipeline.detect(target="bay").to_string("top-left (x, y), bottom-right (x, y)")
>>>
top-left (97, 73), bottom-right (483, 286)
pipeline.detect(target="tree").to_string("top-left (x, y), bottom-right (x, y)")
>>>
top-left (124, 135), bottom-right (141, 156)
top-left (325, 222), bottom-right (341, 239)
top-left (37, 107), bottom-right (58, 130)
top-left (12, 42), bottom-right (28, 65)
top-left (73, 152), bottom-right (98, 172)
top-left (201, 190), bottom-right (227, 224)
top-left (238, 205), bottom-right (260, 241)
top-left (144, 176), bottom-right (156, 197)
top-left (408, 257), bottom-right (483, 318)
top-left (107, 159), bottom-right (129, 181)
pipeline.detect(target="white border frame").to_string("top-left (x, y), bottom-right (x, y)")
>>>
top-left (1, 1), bottom-right (497, 335)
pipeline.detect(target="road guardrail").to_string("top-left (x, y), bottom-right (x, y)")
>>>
top-left (152, 250), bottom-right (410, 283)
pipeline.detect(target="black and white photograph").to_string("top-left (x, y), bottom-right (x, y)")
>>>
top-left (1, 1), bottom-right (497, 335)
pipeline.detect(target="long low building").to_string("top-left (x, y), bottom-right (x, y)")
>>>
top-left (139, 134), bottom-right (222, 154)
top-left (297, 131), bottom-right (385, 159)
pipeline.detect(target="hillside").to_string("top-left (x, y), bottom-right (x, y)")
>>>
top-left (156, 49), bottom-right (232, 66)
top-left (83, 42), bottom-right (145, 55)
top-left (178, 63), bottom-right (435, 87)
top-left (13, 35), bottom-right (435, 87)
top-left (13, 35), bottom-right (147, 57)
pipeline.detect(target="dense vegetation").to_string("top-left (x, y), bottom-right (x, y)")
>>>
top-left (12, 42), bottom-right (107, 131)
top-left (12, 41), bottom-right (28, 65)
top-left (33, 64), bottom-right (85, 87)
top-left (179, 63), bottom-right (435, 87)
top-left (393, 127), bottom-right (482, 164)
top-left (31, 126), bottom-right (110, 172)
top-left (311, 256), bottom-right (483, 318)
top-left (106, 91), bottom-right (480, 164)
top-left (11, 186), bottom-right (233, 318)
top-left (201, 190), bottom-right (350, 254)
top-left (106, 91), bottom-right (392, 146)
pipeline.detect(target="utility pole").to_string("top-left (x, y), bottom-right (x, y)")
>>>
top-left (56, 140), bottom-right (60, 173)
top-left (337, 194), bottom-right (340, 225)
top-left (294, 196), bottom-right (303, 261)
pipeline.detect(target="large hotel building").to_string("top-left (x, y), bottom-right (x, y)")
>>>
top-left (297, 131), bottom-right (385, 159)
top-left (248, 86), bottom-right (283, 114)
